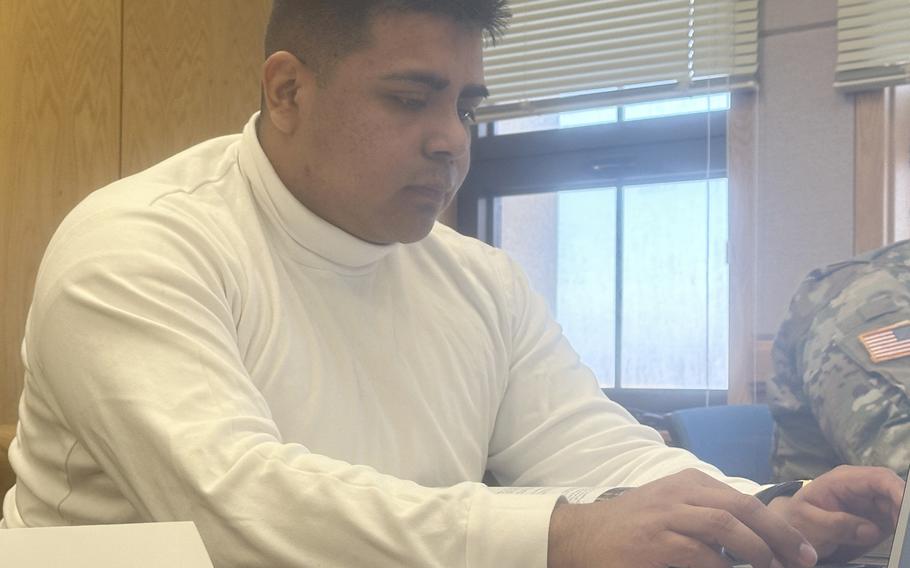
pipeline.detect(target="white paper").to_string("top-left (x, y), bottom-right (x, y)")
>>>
top-left (0, 521), bottom-right (213, 567)
top-left (488, 486), bottom-right (611, 504)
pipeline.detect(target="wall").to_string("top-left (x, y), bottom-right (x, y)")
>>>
top-left (755, 1), bottom-right (856, 336)
top-left (0, 2), bottom-right (893, 420)
top-left (0, 0), bottom-right (122, 425)
top-left (120, 1), bottom-right (270, 176)
top-left (0, 0), bottom-right (271, 425)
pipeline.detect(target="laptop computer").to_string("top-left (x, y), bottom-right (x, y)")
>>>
top-left (891, 470), bottom-right (910, 567)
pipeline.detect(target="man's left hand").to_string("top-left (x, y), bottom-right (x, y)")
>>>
top-left (767, 465), bottom-right (904, 563)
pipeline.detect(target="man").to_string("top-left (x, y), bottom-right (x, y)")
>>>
top-left (2, 1), bottom-right (903, 567)
top-left (771, 239), bottom-right (910, 482)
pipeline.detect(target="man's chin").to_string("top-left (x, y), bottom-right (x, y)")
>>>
top-left (359, 216), bottom-right (437, 245)
top-left (394, 222), bottom-right (437, 244)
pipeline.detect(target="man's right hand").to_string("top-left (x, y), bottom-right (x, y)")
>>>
top-left (547, 469), bottom-right (819, 568)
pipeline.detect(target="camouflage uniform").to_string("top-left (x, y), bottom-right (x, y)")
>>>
top-left (769, 240), bottom-right (910, 482)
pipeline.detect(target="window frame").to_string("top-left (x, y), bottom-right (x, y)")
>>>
top-left (458, 109), bottom-right (735, 411)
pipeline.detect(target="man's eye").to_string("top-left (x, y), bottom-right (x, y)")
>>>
top-left (458, 108), bottom-right (477, 124)
top-left (394, 96), bottom-right (427, 110)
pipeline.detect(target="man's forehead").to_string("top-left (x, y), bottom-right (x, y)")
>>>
top-left (360, 12), bottom-right (484, 68)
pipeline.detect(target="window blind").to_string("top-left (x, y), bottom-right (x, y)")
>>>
top-left (479, 0), bottom-right (758, 121)
top-left (835, 0), bottom-right (910, 92)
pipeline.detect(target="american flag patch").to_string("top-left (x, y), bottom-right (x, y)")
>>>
top-left (859, 320), bottom-right (910, 363)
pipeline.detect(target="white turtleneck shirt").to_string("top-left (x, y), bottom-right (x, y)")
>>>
top-left (2, 114), bottom-right (758, 567)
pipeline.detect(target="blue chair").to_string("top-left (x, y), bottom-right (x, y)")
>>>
top-left (666, 404), bottom-right (774, 484)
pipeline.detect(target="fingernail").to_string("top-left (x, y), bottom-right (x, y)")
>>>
top-left (856, 523), bottom-right (880, 542)
top-left (799, 543), bottom-right (818, 567)
top-left (771, 559), bottom-right (785, 568)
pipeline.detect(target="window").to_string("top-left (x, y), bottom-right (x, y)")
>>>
top-left (478, 1), bottom-right (757, 122)
top-left (460, 97), bottom-right (729, 399)
top-left (835, 0), bottom-right (910, 91)
top-left (468, 0), bottom-right (757, 408)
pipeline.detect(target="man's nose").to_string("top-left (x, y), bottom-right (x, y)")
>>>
top-left (423, 111), bottom-right (470, 161)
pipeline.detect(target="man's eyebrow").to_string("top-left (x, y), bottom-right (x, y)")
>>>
top-left (380, 72), bottom-right (489, 99)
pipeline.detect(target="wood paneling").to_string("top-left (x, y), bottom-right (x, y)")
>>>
top-left (727, 91), bottom-right (759, 404)
top-left (1, 2), bottom-right (272, 424)
top-left (890, 86), bottom-right (910, 242)
top-left (854, 87), bottom-right (910, 252)
top-left (0, 423), bottom-right (15, 497)
top-left (0, 1), bottom-right (121, 424)
top-left (854, 90), bottom-right (889, 254)
top-left (121, 0), bottom-right (271, 176)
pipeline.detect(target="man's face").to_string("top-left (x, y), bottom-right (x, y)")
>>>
top-left (283, 11), bottom-right (486, 244)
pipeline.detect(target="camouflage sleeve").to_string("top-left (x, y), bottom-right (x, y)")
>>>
top-left (801, 270), bottom-right (910, 478)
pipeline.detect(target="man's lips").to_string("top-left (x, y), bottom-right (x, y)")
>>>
top-left (405, 184), bottom-right (450, 203)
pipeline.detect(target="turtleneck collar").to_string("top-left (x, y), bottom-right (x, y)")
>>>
top-left (238, 112), bottom-right (399, 272)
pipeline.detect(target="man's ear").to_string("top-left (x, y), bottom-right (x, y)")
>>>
top-left (261, 51), bottom-right (317, 135)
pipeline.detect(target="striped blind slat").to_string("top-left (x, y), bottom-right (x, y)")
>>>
top-left (835, 0), bottom-right (910, 91)
top-left (479, 0), bottom-right (758, 120)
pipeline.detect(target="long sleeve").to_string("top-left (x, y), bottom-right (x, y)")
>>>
top-left (485, 253), bottom-right (760, 494)
top-left (14, 206), bottom-right (559, 567)
top-left (800, 269), bottom-right (910, 477)
top-left (7, 115), bottom-right (767, 566)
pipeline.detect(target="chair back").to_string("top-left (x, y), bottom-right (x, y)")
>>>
top-left (666, 404), bottom-right (773, 484)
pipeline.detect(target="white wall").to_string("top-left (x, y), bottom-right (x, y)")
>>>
top-left (755, 0), bottom-right (855, 335)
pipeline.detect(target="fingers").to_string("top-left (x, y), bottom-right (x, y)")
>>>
top-left (666, 501), bottom-right (811, 568)
top-left (847, 466), bottom-right (904, 503)
top-left (666, 504), bottom-right (777, 568)
top-left (856, 469), bottom-right (904, 524)
top-left (673, 478), bottom-right (815, 568)
top-left (653, 531), bottom-right (731, 568)
top-left (808, 466), bottom-right (904, 514)
top-left (789, 502), bottom-right (885, 549)
top-left (796, 466), bottom-right (904, 537)
top-left (876, 495), bottom-right (901, 526)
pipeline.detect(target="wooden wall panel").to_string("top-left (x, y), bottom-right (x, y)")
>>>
top-left (0, 1), bottom-right (121, 424)
top-left (854, 90), bottom-right (888, 254)
top-left (889, 86), bottom-right (910, 242)
top-left (854, 87), bottom-right (910, 252)
top-left (121, 0), bottom-right (271, 176)
top-left (727, 91), bottom-right (759, 404)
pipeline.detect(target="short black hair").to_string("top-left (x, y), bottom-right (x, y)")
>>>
top-left (264, 0), bottom-right (511, 76)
